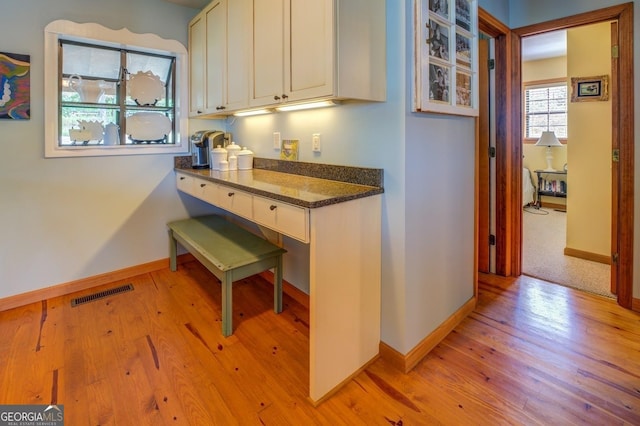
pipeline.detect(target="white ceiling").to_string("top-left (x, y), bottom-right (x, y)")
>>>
top-left (522, 30), bottom-right (567, 61)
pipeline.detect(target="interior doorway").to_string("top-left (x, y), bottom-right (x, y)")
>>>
top-left (520, 26), bottom-right (614, 298)
top-left (478, 4), bottom-right (634, 310)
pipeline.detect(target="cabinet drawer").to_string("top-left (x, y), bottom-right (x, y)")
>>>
top-left (253, 196), bottom-right (309, 243)
top-left (176, 173), bottom-right (195, 195)
top-left (193, 178), bottom-right (218, 205)
top-left (216, 185), bottom-right (253, 219)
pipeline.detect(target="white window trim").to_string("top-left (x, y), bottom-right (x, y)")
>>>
top-left (44, 20), bottom-right (189, 158)
top-left (523, 79), bottom-right (568, 141)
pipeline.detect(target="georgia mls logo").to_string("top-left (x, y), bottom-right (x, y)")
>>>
top-left (0, 404), bottom-right (64, 425)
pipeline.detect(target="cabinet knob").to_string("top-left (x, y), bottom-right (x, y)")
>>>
top-left (216, 105), bottom-right (226, 110)
top-left (282, 94), bottom-right (288, 100)
top-left (200, 183), bottom-right (206, 187)
top-left (228, 192), bottom-right (234, 197)
top-left (197, 110), bottom-right (202, 114)
top-left (273, 95), bottom-right (281, 101)
top-left (269, 205), bottom-right (277, 211)
top-left (180, 176), bottom-right (185, 180)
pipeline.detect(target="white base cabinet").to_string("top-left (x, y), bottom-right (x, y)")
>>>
top-left (176, 171), bottom-right (381, 404)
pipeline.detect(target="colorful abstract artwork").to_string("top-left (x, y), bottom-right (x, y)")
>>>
top-left (0, 52), bottom-right (30, 119)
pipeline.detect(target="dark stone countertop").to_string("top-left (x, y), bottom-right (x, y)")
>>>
top-left (174, 157), bottom-right (384, 208)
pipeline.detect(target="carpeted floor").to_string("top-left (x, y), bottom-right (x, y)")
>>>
top-left (522, 206), bottom-right (614, 298)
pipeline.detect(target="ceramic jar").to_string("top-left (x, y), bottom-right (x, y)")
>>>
top-left (225, 141), bottom-right (241, 159)
top-left (210, 145), bottom-right (227, 170)
top-left (237, 147), bottom-right (254, 170)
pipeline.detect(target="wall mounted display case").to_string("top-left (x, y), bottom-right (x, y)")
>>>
top-left (413, 0), bottom-right (479, 116)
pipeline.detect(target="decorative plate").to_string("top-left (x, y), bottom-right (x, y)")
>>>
top-left (126, 112), bottom-right (171, 142)
top-left (128, 71), bottom-right (165, 106)
top-left (77, 120), bottom-right (104, 141)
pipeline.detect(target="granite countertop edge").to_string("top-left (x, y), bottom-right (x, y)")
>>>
top-left (174, 156), bottom-right (384, 209)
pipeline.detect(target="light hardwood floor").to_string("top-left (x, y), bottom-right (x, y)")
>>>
top-left (1, 262), bottom-right (639, 425)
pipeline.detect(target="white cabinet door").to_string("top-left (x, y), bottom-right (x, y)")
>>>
top-left (190, 0), bottom-right (251, 115)
top-left (253, 196), bottom-right (309, 243)
top-left (188, 12), bottom-right (206, 116)
top-left (205, 0), bottom-right (225, 114)
top-left (251, 0), bottom-right (333, 107)
top-left (286, 0), bottom-right (333, 102)
top-left (225, 0), bottom-right (251, 111)
top-left (251, 0), bottom-right (285, 107)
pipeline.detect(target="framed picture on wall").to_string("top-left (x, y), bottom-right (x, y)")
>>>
top-left (414, 0), bottom-right (478, 116)
top-left (570, 75), bottom-right (609, 102)
top-left (0, 51), bottom-right (30, 120)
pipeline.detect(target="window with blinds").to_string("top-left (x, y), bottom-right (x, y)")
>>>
top-left (524, 82), bottom-right (568, 139)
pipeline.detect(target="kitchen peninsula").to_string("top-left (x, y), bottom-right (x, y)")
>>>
top-left (174, 157), bottom-right (383, 404)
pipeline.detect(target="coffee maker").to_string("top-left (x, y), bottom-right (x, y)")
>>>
top-left (190, 130), bottom-right (215, 169)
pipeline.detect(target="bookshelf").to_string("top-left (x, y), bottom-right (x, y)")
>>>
top-left (534, 170), bottom-right (567, 210)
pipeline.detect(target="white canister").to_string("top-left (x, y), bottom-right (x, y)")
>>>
top-left (228, 155), bottom-right (238, 171)
top-left (225, 141), bottom-right (241, 159)
top-left (210, 145), bottom-right (227, 170)
top-left (237, 147), bottom-right (254, 170)
top-left (219, 160), bottom-right (229, 172)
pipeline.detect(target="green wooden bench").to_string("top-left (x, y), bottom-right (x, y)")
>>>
top-left (168, 215), bottom-right (287, 336)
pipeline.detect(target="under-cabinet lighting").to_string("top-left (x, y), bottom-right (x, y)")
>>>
top-left (275, 100), bottom-right (339, 112)
top-left (233, 108), bottom-right (273, 117)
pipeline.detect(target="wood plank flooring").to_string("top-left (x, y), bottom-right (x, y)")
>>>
top-left (1, 263), bottom-right (639, 425)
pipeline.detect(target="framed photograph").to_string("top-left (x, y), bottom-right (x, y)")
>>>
top-left (571, 75), bottom-right (609, 102)
top-left (456, 70), bottom-right (472, 107)
top-left (455, 32), bottom-right (471, 67)
top-left (429, 64), bottom-right (450, 103)
top-left (455, 0), bottom-right (472, 32)
top-left (429, 0), bottom-right (449, 20)
top-left (428, 20), bottom-right (450, 61)
top-left (414, 0), bottom-right (478, 116)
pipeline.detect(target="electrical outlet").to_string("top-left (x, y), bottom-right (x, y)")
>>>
top-left (312, 133), bottom-right (321, 152)
top-left (273, 132), bottom-right (281, 150)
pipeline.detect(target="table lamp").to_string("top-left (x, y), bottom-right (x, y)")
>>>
top-left (535, 131), bottom-right (563, 171)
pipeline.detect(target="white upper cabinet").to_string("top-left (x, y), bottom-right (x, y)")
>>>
top-left (188, 11), bottom-right (206, 116)
top-left (252, 0), bottom-right (286, 106)
top-left (204, 0), bottom-right (225, 114)
top-left (251, 0), bottom-right (386, 108)
top-left (225, 0), bottom-right (252, 110)
top-left (251, 0), bottom-right (334, 107)
top-left (190, 0), bottom-right (386, 116)
top-left (189, 0), bottom-right (251, 117)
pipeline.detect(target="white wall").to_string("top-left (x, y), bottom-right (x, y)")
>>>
top-left (0, 0), bottom-right (212, 299)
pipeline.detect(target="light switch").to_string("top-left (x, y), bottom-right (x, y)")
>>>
top-left (273, 132), bottom-right (281, 150)
top-left (312, 133), bottom-right (321, 152)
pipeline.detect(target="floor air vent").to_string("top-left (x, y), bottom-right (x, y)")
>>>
top-left (71, 284), bottom-right (134, 307)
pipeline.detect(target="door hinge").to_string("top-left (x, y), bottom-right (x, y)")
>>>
top-left (489, 234), bottom-right (496, 246)
top-left (488, 59), bottom-right (495, 70)
top-left (612, 148), bottom-right (620, 163)
top-left (489, 146), bottom-right (496, 158)
top-left (612, 45), bottom-right (619, 58)
top-left (612, 253), bottom-right (619, 263)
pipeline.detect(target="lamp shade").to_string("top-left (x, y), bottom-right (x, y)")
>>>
top-left (535, 131), bottom-right (563, 147)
